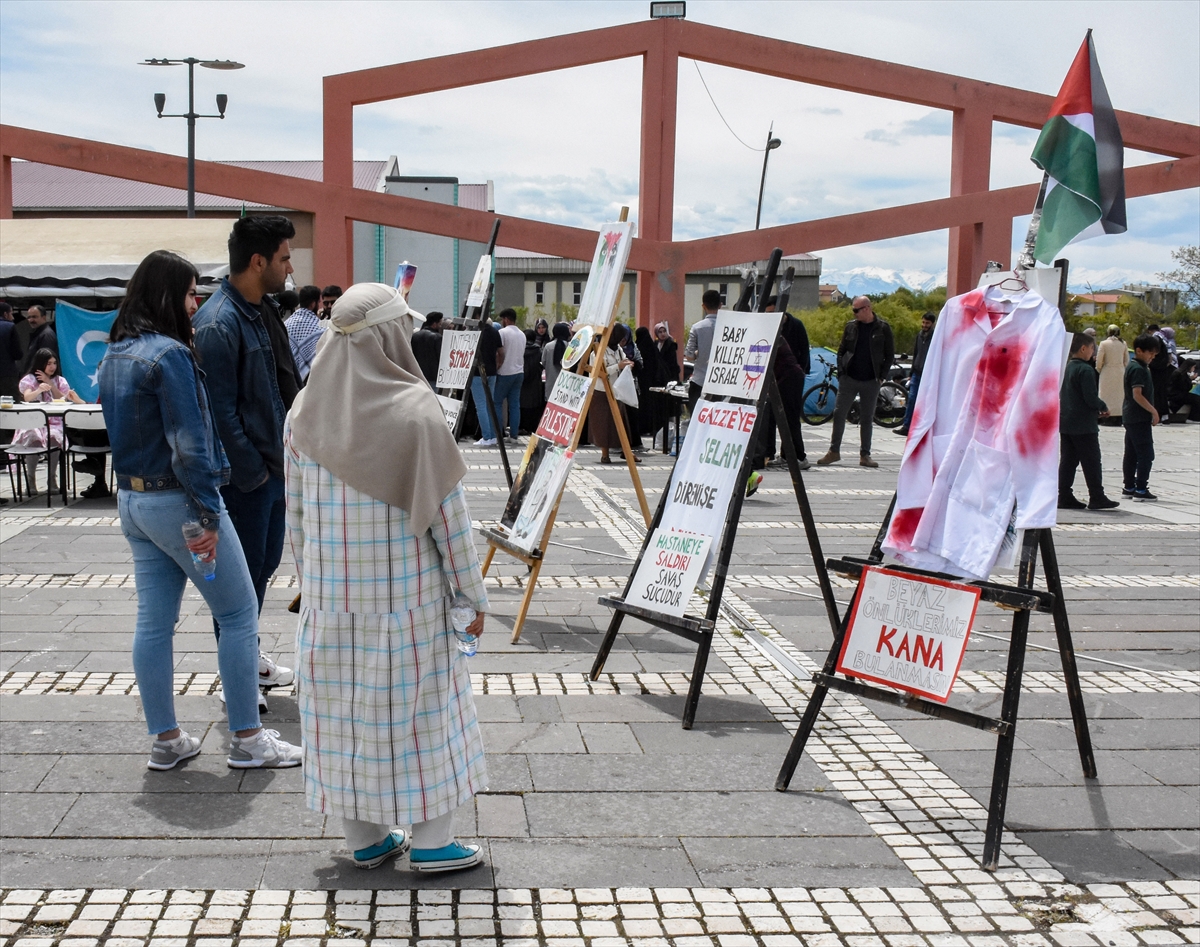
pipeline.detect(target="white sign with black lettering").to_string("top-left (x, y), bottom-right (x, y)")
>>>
top-left (625, 529), bottom-right (713, 617)
top-left (436, 330), bottom-right (480, 390)
top-left (836, 566), bottom-right (982, 703)
top-left (436, 394), bottom-right (462, 431)
top-left (701, 311), bottom-right (777, 400)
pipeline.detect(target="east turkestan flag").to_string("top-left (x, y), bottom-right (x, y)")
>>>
top-left (1029, 30), bottom-right (1127, 264)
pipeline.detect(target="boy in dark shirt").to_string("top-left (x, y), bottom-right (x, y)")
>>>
top-left (1059, 333), bottom-right (1118, 510)
top-left (1121, 334), bottom-right (1161, 501)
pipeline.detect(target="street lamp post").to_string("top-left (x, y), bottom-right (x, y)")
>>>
top-left (141, 57), bottom-right (244, 218)
top-left (754, 123), bottom-right (783, 231)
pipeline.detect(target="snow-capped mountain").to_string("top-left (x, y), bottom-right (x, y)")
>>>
top-left (821, 267), bottom-right (947, 297)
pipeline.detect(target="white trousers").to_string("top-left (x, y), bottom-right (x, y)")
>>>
top-left (343, 809), bottom-right (456, 853)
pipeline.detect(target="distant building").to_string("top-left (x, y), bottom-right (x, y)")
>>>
top-left (1074, 293), bottom-right (1122, 316)
top-left (819, 284), bottom-right (847, 305)
top-left (1118, 284), bottom-right (1179, 316)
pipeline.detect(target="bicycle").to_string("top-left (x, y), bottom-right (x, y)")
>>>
top-left (802, 360), bottom-right (908, 428)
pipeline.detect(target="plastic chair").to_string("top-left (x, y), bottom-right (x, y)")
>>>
top-left (0, 407), bottom-right (54, 508)
top-left (64, 408), bottom-right (111, 499)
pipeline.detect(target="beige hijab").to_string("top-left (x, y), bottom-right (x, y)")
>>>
top-left (288, 282), bottom-right (466, 535)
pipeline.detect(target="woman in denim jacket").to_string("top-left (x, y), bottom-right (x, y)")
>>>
top-left (99, 250), bottom-right (302, 772)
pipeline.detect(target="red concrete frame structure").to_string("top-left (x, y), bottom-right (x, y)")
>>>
top-left (3, 18), bottom-right (1198, 339)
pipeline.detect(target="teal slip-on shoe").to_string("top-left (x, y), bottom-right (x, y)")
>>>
top-left (410, 841), bottom-right (483, 873)
top-left (353, 830), bottom-right (411, 870)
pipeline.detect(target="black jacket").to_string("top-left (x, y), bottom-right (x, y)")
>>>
top-left (411, 328), bottom-right (441, 386)
top-left (837, 317), bottom-right (894, 381)
top-left (22, 323), bottom-right (58, 375)
top-left (912, 326), bottom-right (934, 376)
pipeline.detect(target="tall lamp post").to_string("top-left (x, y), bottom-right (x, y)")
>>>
top-left (141, 57), bottom-right (244, 218)
top-left (754, 123), bottom-right (783, 231)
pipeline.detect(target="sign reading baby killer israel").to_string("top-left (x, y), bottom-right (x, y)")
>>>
top-left (700, 310), bottom-right (777, 400)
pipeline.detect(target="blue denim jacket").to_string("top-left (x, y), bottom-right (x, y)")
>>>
top-left (192, 278), bottom-right (286, 492)
top-left (98, 334), bottom-right (229, 530)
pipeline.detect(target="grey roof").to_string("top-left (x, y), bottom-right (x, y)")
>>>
top-left (495, 247), bottom-right (819, 278)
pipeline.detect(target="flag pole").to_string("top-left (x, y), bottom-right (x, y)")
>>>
top-left (1017, 172), bottom-right (1049, 272)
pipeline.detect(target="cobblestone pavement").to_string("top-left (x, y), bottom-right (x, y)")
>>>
top-left (1, 422), bottom-right (1196, 945)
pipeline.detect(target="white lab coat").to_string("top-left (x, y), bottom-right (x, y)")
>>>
top-left (883, 286), bottom-right (1070, 579)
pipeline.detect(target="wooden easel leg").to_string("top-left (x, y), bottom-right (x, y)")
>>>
top-left (510, 557), bottom-right (543, 644)
top-left (480, 544), bottom-right (497, 577)
top-left (600, 371), bottom-right (652, 525)
top-left (1038, 529), bottom-right (1098, 779)
top-left (590, 610), bottom-right (626, 679)
top-left (681, 631), bottom-right (715, 731)
top-left (982, 533), bottom-right (1038, 870)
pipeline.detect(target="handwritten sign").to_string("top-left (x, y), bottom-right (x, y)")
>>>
top-left (537, 370), bottom-right (589, 446)
top-left (465, 255), bottom-right (492, 309)
top-left (436, 330), bottom-right (480, 390)
top-left (436, 394), bottom-right (462, 431)
top-left (626, 529), bottom-right (713, 617)
top-left (701, 311), bottom-right (777, 400)
top-left (657, 401), bottom-right (756, 578)
top-left (836, 566), bottom-right (981, 703)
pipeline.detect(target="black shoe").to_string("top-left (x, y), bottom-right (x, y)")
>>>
top-left (1132, 489), bottom-right (1157, 501)
top-left (1057, 495), bottom-right (1087, 510)
top-left (1087, 497), bottom-right (1120, 510)
top-left (893, 426), bottom-right (909, 435)
top-left (80, 482), bottom-right (112, 500)
top-left (1120, 487), bottom-right (1135, 497)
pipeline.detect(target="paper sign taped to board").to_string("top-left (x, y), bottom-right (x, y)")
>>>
top-left (701, 311), bottom-right (778, 400)
top-left (436, 394), bottom-right (462, 431)
top-left (465, 255), bottom-right (492, 308)
top-left (536, 370), bottom-right (589, 446)
top-left (500, 438), bottom-right (576, 554)
top-left (625, 529), bottom-right (713, 617)
top-left (436, 330), bottom-right (480, 390)
top-left (575, 221), bottom-right (634, 327)
top-left (836, 566), bottom-right (981, 703)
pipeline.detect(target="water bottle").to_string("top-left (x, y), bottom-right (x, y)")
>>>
top-left (450, 592), bottom-right (478, 656)
top-left (181, 521), bottom-right (216, 581)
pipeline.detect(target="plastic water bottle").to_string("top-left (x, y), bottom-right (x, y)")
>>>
top-left (450, 592), bottom-right (478, 656)
top-left (181, 521), bottom-right (216, 581)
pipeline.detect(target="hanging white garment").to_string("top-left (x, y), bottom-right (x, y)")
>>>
top-left (882, 285), bottom-right (1070, 580)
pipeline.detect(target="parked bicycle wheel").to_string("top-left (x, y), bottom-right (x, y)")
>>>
top-left (802, 383), bottom-right (837, 425)
top-left (874, 381), bottom-right (907, 428)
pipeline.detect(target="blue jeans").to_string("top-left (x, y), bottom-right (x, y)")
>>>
top-left (900, 371), bottom-right (922, 430)
top-left (493, 372), bottom-right (523, 438)
top-left (219, 474), bottom-right (286, 616)
top-left (119, 488), bottom-right (262, 734)
top-left (471, 374), bottom-right (498, 440)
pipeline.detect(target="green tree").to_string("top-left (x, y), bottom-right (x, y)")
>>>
top-left (1158, 245), bottom-right (1200, 308)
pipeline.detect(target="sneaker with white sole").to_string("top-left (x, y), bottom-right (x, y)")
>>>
top-left (147, 731), bottom-right (202, 771)
top-left (217, 686), bottom-right (269, 713)
top-left (409, 840), bottom-right (483, 873)
top-left (259, 651), bottom-right (294, 688)
top-left (475, 437), bottom-right (498, 447)
top-left (353, 829), bottom-right (412, 869)
top-left (227, 728), bottom-right (303, 768)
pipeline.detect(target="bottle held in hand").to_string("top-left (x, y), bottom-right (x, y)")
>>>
top-left (181, 521), bottom-right (216, 581)
top-left (450, 592), bottom-right (478, 656)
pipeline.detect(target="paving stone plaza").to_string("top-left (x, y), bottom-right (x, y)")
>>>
top-left (1, 421), bottom-right (1197, 946)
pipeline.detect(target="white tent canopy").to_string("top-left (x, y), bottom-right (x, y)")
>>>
top-left (0, 217), bottom-right (232, 298)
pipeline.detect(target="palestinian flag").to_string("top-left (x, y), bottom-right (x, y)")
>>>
top-left (1029, 30), bottom-right (1126, 264)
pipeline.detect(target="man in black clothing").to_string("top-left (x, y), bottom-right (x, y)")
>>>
top-left (411, 311), bottom-right (444, 387)
top-left (818, 297), bottom-right (894, 467)
top-left (753, 301), bottom-right (811, 472)
top-left (895, 312), bottom-right (934, 436)
top-left (1058, 333), bottom-right (1118, 510)
top-left (470, 319), bottom-right (504, 445)
top-left (21, 305), bottom-right (57, 374)
top-left (0, 302), bottom-right (23, 399)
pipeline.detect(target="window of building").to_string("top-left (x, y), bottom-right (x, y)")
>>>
top-left (572, 282), bottom-right (582, 305)
top-left (535, 281), bottom-right (544, 305)
top-left (718, 283), bottom-right (729, 306)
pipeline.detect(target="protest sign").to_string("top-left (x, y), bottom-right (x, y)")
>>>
top-left (53, 300), bottom-right (115, 402)
top-left (701, 311), bottom-right (777, 400)
top-left (436, 394), bottom-right (462, 431)
top-left (657, 401), bottom-right (757, 577)
top-left (575, 222), bottom-right (633, 327)
top-left (465, 255), bottom-right (492, 308)
top-left (836, 566), bottom-right (981, 703)
top-left (625, 529), bottom-right (713, 617)
top-left (500, 439), bottom-right (576, 553)
top-left (536, 370), bottom-right (589, 446)
top-left (561, 326), bottom-right (593, 369)
top-left (436, 330), bottom-right (480, 390)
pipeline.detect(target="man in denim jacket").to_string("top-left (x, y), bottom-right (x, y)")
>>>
top-left (193, 216), bottom-right (302, 698)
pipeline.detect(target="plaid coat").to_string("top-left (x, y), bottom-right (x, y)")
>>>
top-left (284, 427), bottom-right (489, 824)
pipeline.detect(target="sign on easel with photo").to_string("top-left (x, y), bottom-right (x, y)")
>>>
top-left (478, 209), bottom-right (652, 644)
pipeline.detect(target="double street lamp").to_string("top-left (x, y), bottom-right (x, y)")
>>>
top-left (141, 57), bottom-right (244, 218)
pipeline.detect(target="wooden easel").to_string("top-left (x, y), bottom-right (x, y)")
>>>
top-left (478, 208), bottom-right (651, 643)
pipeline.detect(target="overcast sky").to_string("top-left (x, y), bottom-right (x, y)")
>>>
top-left (2, 0), bottom-right (1197, 287)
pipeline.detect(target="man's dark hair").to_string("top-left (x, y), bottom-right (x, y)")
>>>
top-left (702, 289), bottom-right (722, 311)
top-left (762, 295), bottom-right (778, 310)
top-left (110, 250), bottom-right (200, 349)
top-left (0, 301), bottom-right (11, 320)
top-left (276, 290), bottom-right (298, 314)
top-left (297, 285), bottom-right (321, 310)
top-left (1133, 333), bottom-right (1160, 353)
top-left (26, 304), bottom-right (44, 319)
top-left (424, 310), bottom-right (444, 326)
top-left (498, 307), bottom-right (517, 323)
top-left (1070, 332), bottom-right (1094, 355)
top-left (1147, 324), bottom-right (1160, 333)
top-left (228, 215), bottom-right (296, 275)
top-left (322, 285), bottom-right (343, 299)
top-left (922, 311), bottom-right (936, 322)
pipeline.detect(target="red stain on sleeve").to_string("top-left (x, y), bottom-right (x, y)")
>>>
top-left (888, 506), bottom-right (924, 548)
top-left (1014, 376), bottom-right (1061, 456)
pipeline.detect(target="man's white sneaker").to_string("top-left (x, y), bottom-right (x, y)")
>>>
top-left (475, 438), bottom-right (498, 447)
top-left (259, 651), bottom-right (294, 688)
top-left (227, 728), bottom-right (303, 768)
top-left (216, 686), bottom-right (269, 712)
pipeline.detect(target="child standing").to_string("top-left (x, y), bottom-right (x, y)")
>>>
top-left (1122, 334), bottom-right (1161, 501)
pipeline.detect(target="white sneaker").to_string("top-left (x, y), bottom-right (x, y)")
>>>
top-left (475, 438), bottom-right (498, 447)
top-left (227, 728), bottom-right (303, 768)
top-left (259, 651), bottom-right (294, 688)
top-left (147, 731), bottom-right (202, 770)
top-left (216, 686), bottom-right (269, 713)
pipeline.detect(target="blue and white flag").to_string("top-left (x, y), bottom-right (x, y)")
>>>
top-left (53, 300), bottom-right (116, 403)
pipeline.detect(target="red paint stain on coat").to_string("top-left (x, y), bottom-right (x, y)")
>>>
top-left (889, 506), bottom-right (925, 548)
top-left (975, 340), bottom-right (1025, 433)
top-left (1014, 376), bottom-right (1060, 456)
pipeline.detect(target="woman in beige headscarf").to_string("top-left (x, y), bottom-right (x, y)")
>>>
top-left (284, 283), bottom-right (488, 874)
top-left (1095, 324), bottom-right (1128, 424)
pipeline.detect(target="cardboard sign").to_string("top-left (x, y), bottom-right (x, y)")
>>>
top-left (436, 330), bottom-right (481, 390)
top-left (394, 262), bottom-right (417, 299)
top-left (465, 255), bottom-right (492, 308)
top-left (536, 370), bottom-right (589, 447)
top-left (836, 566), bottom-right (981, 703)
top-left (701, 311), bottom-right (778, 400)
top-left (436, 394), bottom-right (462, 431)
top-left (575, 221), bottom-right (634, 327)
top-left (501, 439), bottom-right (576, 553)
top-left (657, 401), bottom-right (757, 578)
top-left (625, 529), bottom-right (713, 617)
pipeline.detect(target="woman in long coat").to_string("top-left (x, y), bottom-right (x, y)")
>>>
top-left (1095, 325), bottom-right (1127, 424)
top-left (285, 283), bottom-right (489, 873)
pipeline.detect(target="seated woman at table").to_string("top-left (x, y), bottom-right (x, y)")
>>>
top-left (15, 349), bottom-right (83, 494)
